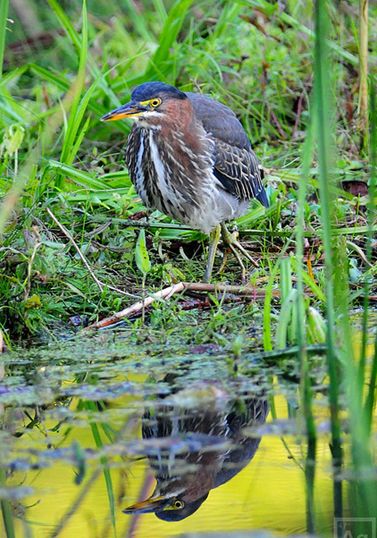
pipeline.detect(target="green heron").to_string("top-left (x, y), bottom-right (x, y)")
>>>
top-left (123, 380), bottom-right (267, 520)
top-left (102, 81), bottom-right (268, 282)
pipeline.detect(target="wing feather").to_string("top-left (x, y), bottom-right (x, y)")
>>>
top-left (188, 92), bottom-right (269, 207)
top-left (214, 140), bottom-right (268, 207)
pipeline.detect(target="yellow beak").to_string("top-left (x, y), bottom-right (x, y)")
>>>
top-left (101, 102), bottom-right (146, 122)
top-left (122, 494), bottom-right (166, 514)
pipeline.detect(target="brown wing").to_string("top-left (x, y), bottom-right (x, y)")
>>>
top-left (187, 93), bottom-right (269, 207)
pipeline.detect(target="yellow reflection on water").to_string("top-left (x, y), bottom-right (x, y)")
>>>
top-left (12, 392), bottom-right (334, 538)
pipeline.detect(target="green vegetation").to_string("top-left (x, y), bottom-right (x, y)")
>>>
top-left (0, 0), bottom-right (374, 340)
top-left (0, 0), bottom-right (376, 536)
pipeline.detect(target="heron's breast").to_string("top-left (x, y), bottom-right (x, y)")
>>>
top-left (128, 127), bottom-right (247, 232)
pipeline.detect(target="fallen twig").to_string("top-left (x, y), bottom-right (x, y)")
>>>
top-left (86, 282), bottom-right (279, 330)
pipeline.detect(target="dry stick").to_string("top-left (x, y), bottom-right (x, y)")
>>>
top-left (46, 208), bottom-right (139, 299)
top-left (87, 282), bottom-right (279, 330)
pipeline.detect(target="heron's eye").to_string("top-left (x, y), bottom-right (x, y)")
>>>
top-left (173, 500), bottom-right (184, 510)
top-left (150, 98), bottom-right (161, 108)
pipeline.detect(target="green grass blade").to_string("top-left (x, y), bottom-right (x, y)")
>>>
top-left (263, 240), bottom-right (291, 351)
top-left (364, 333), bottom-right (377, 432)
top-left (263, 262), bottom-right (278, 352)
top-left (296, 116), bottom-right (317, 533)
top-left (360, 77), bottom-right (377, 403)
top-left (0, 0), bottom-right (8, 80)
top-left (313, 0), bottom-right (343, 524)
top-left (90, 423), bottom-right (116, 533)
top-left (146, 0), bottom-right (194, 78)
top-left (46, 0), bottom-right (81, 52)
top-left (0, 501), bottom-right (15, 538)
top-left (61, 83), bottom-right (96, 166)
top-left (80, 400), bottom-right (116, 535)
top-left (47, 160), bottom-right (109, 190)
top-left (280, 257), bottom-right (292, 303)
top-left (275, 288), bottom-right (297, 349)
top-left (68, 116), bottom-right (91, 165)
top-left (290, 257), bottom-right (326, 303)
top-left (28, 63), bottom-right (70, 91)
top-left (314, 0), bottom-right (376, 523)
top-left (0, 469), bottom-right (15, 538)
top-left (58, 0), bottom-right (88, 183)
top-left (121, 0), bottom-right (154, 43)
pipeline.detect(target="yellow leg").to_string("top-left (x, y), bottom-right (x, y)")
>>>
top-left (204, 224), bottom-right (221, 282)
top-left (220, 223), bottom-right (258, 281)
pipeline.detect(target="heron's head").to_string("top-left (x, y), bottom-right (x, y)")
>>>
top-left (101, 82), bottom-right (188, 125)
top-left (123, 484), bottom-right (209, 522)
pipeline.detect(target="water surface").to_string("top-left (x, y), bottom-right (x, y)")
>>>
top-left (0, 319), bottom-right (375, 537)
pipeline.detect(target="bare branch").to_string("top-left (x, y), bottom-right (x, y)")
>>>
top-left (86, 282), bottom-right (278, 330)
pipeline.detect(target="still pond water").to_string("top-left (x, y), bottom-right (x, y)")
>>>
top-left (0, 318), bottom-right (375, 538)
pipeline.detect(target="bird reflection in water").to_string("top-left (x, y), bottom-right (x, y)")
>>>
top-left (124, 379), bottom-right (268, 521)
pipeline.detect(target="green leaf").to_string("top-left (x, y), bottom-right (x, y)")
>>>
top-left (135, 228), bottom-right (151, 275)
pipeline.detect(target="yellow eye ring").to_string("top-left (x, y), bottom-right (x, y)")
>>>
top-left (174, 500), bottom-right (184, 509)
top-left (150, 98), bottom-right (161, 108)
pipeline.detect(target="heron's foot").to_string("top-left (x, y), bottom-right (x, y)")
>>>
top-left (220, 223), bottom-right (258, 283)
top-left (204, 224), bottom-right (221, 283)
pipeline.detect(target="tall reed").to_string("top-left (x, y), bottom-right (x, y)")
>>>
top-left (313, 1), bottom-right (376, 534)
top-left (313, 0), bottom-right (343, 527)
top-left (295, 120), bottom-right (316, 533)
